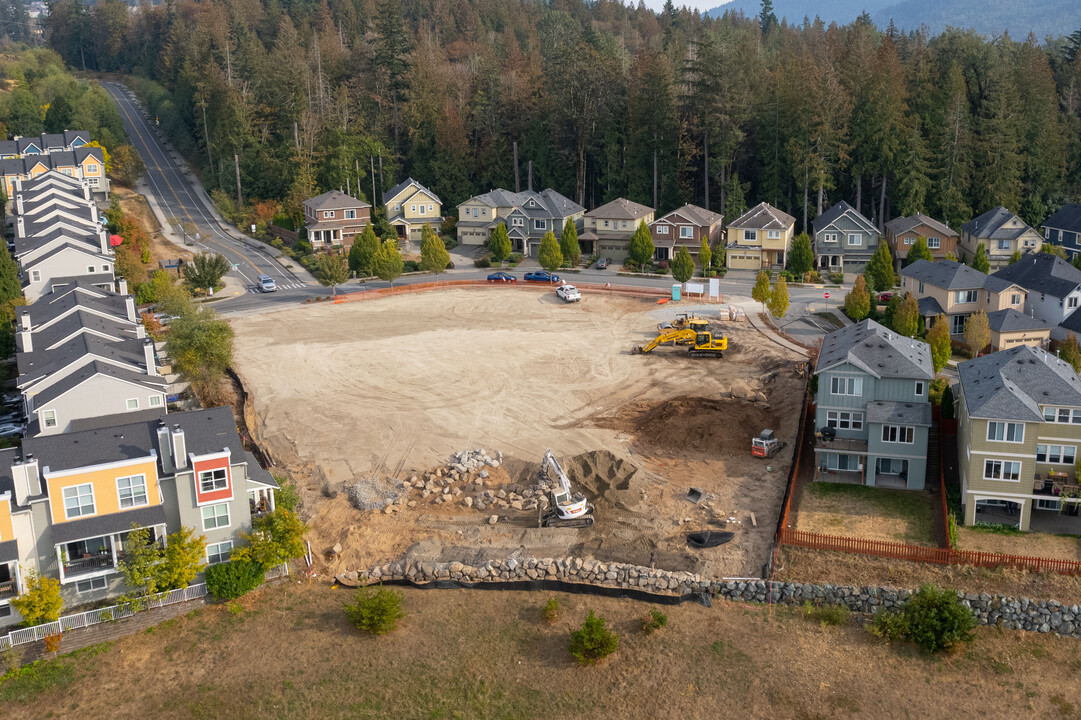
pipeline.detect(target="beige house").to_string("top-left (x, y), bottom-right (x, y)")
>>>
top-left (960, 207), bottom-right (1042, 270)
top-left (725, 202), bottom-right (796, 271)
top-left (580, 198), bottom-right (654, 261)
top-left (383, 178), bottom-right (442, 243)
top-left (899, 260), bottom-right (1027, 337)
top-left (957, 346), bottom-right (1081, 532)
top-left (986, 310), bottom-right (1051, 352)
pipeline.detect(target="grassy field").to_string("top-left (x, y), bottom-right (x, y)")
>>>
top-left (796, 482), bottom-right (937, 546)
top-left (3, 582), bottom-right (1081, 719)
top-left (956, 525), bottom-right (1081, 562)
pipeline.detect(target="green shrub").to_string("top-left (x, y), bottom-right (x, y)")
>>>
top-left (343, 586), bottom-right (406, 635)
top-left (641, 608), bottom-right (668, 635)
top-left (402, 260), bottom-right (420, 272)
top-left (870, 584), bottom-right (976, 653)
top-left (829, 271), bottom-right (844, 285)
top-left (507, 252), bottom-right (523, 265)
top-left (275, 477), bottom-right (300, 512)
top-left (869, 609), bottom-right (909, 642)
top-left (474, 257), bottom-right (491, 269)
top-left (543, 597), bottom-right (561, 624)
top-left (801, 601), bottom-right (849, 627)
top-left (568, 611), bottom-right (619, 665)
top-left (205, 560), bottom-right (265, 600)
top-left (947, 512), bottom-right (958, 549)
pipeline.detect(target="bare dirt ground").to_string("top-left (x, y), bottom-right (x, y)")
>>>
top-left (6, 581), bottom-right (1081, 719)
top-left (231, 289), bottom-right (805, 579)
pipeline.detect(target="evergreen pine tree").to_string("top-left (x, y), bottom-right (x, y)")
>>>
top-left (0, 244), bottom-right (23, 303)
top-left (537, 232), bottom-right (563, 277)
top-left (972, 243), bottom-right (991, 274)
top-left (844, 275), bottom-right (871, 321)
top-left (787, 234), bottom-right (815, 278)
top-left (628, 222), bottom-right (655, 267)
top-left (349, 225), bottom-right (379, 277)
top-left (865, 242), bottom-right (895, 292)
top-left (372, 239), bottom-right (404, 286)
top-left (489, 223), bottom-right (511, 264)
top-left (671, 245), bottom-right (695, 283)
top-left (419, 225), bottom-right (450, 273)
top-left (906, 237), bottom-right (934, 265)
top-left (752, 270), bottom-right (771, 309)
top-left (559, 218), bottom-right (581, 268)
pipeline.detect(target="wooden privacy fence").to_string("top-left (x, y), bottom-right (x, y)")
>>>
top-left (778, 528), bottom-right (1081, 577)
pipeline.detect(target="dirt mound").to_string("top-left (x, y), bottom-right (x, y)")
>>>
top-left (616, 396), bottom-right (775, 457)
top-left (562, 450), bottom-right (649, 514)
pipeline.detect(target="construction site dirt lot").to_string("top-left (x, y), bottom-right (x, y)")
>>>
top-left (231, 289), bottom-right (806, 579)
top-left (7, 582), bottom-right (1081, 720)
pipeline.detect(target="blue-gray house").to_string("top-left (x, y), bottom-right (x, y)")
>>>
top-left (1042, 204), bottom-right (1081, 260)
top-left (814, 318), bottom-right (935, 490)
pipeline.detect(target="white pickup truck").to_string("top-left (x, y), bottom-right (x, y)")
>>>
top-left (556, 284), bottom-right (581, 303)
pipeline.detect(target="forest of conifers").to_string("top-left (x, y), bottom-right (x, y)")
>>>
top-left (34, 0), bottom-right (1081, 230)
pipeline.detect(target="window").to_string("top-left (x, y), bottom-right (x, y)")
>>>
top-left (206, 541), bottom-right (233, 565)
top-left (428, 204), bottom-right (433, 212)
top-left (63, 484), bottom-right (95, 519)
top-left (830, 376), bottom-right (863, 396)
top-left (76, 577), bottom-right (107, 594)
top-left (656, 226), bottom-right (669, 235)
top-left (603, 220), bottom-right (610, 228)
top-left (471, 208), bottom-right (478, 218)
top-left (847, 233), bottom-right (861, 246)
top-left (418, 205), bottom-right (426, 215)
top-left (1011, 293), bottom-right (1023, 306)
top-left (986, 421), bottom-right (1024, 443)
top-left (927, 237), bottom-right (941, 249)
top-left (1037, 498), bottom-right (1062, 511)
top-left (126, 398), bottom-right (139, 410)
top-left (983, 459), bottom-right (1021, 481)
top-left (85, 164), bottom-right (99, 175)
top-left (395, 204), bottom-right (401, 212)
top-left (42, 410), bottom-right (57, 428)
top-left (61, 167), bottom-right (73, 176)
top-left (102, 265), bottom-right (110, 273)
top-left (511, 217), bottom-right (524, 227)
top-left (954, 290), bottom-right (979, 304)
top-left (621, 221), bottom-right (628, 229)
top-left (904, 236), bottom-right (912, 245)
top-left (149, 395), bottom-right (162, 407)
top-left (826, 411), bottom-right (864, 430)
top-left (919, 281), bottom-right (925, 294)
top-left (823, 232), bottom-right (838, 243)
top-left (31, 270), bottom-right (40, 283)
top-left (743, 229), bottom-right (757, 242)
top-left (534, 219), bottom-right (546, 231)
top-left (410, 205), bottom-right (416, 213)
top-left (915, 380), bottom-right (926, 397)
top-left (881, 425), bottom-right (915, 443)
top-left (117, 475), bottom-right (148, 509)
top-left (0, 605), bottom-right (10, 618)
top-left (1037, 445), bottom-right (1076, 464)
top-left (344, 210), bottom-right (356, 220)
top-left (1070, 296), bottom-right (1079, 309)
top-left (767, 230), bottom-right (780, 239)
top-left (201, 503), bottom-right (230, 530)
top-left (199, 468), bottom-right (228, 493)
top-left (998, 239), bottom-right (1011, 251)
top-left (951, 314), bottom-right (968, 335)
top-left (679, 226), bottom-right (694, 239)
top-left (322, 211), bottom-right (334, 219)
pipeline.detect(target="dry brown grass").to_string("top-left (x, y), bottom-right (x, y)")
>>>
top-left (956, 527), bottom-right (1081, 562)
top-left (796, 482), bottom-right (937, 546)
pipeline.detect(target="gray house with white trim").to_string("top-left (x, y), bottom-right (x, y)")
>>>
top-left (812, 201), bottom-right (881, 275)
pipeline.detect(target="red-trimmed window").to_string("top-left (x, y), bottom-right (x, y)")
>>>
top-left (193, 457), bottom-right (232, 505)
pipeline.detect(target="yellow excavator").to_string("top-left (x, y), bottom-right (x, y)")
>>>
top-left (632, 328), bottom-right (727, 357)
top-left (657, 313), bottom-right (708, 334)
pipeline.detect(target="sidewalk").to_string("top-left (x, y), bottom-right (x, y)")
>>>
top-left (742, 303), bottom-right (811, 357)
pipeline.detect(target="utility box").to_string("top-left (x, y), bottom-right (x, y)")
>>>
top-left (671, 284), bottom-right (681, 301)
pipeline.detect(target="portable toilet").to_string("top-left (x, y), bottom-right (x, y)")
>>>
top-left (671, 284), bottom-right (681, 301)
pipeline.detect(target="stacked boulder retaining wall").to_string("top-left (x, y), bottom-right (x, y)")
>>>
top-left (346, 555), bottom-right (1081, 638)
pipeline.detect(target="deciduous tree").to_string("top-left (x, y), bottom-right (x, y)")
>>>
top-left (963, 310), bottom-right (990, 356)
top-left (372, 239), bottom-right (404, 285)
top-left (752, 270), bottom-right (771, 309)
top-left (628, 222), bottom-right (655, 267)
top-left (906, 237), bottom-right (934, 265)
top-left (927, 314), bottom-right (952, 373)
top-left (865, 242), bottom-right (895, 292)
top-left (894, 292), bottom-right (920, 337)
top-left (419, 225), bottom-right (450, 273)
top-left (316, 253), bottom-right (350, 297)
top-left (11, 570), bottom-right (63, 626)
top-left (1059, 335), bottom-right (1081, 374)
top-left (488, 223), bottom-right (511, 264)
top-left (768, 276), bottom-right (789, 317)
top-left (787, 233), bottom-right (814, 278)
top-left (349, 225), bottom-right (379, 277)
top-left (844, 274), bottom-right (871, 321)
top-left (559, 218), bottom-right (581, 268)
top-left (698, 239), bottom-right (712, 274)
top-left (972, 243), bottom-right (991, 274)
top-left (110, 144), bottom-right (145, 186)
top-left (182, 253), bottom-right (231, 292)
top-left (537, 231), bottom-right (563, 276)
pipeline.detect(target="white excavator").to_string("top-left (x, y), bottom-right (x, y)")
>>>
top-left (538, 449), bottom-right (595, 528)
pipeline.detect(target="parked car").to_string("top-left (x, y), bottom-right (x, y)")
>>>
top-left (487, 271), bottom-right (517, 283)
top-left (0, 422), bottom-right (25, 438)
top-left (877, 292), bottom-right (894, 303)
top-left (258, 274), bottom-right (277, 292)
top-left (595, 257), bottom-right (611, 269)
top-left (556, 284), bottom-right (581, 303)
top-left (524, 271), bottom-right (560, 283)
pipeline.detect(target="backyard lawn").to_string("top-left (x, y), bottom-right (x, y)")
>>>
top-left (955, 525), bottom-right (1081, 562)
top-left (796, 482), bottom-right (937, 546)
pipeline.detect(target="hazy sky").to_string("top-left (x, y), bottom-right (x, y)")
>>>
top-left (641, 0), bottom-right (731, 15)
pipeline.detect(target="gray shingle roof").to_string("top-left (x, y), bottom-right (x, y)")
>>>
top-left (304, 190), bottom-right (371, 211)
top-left (901, 259), bottom-right (1015, 292)
top-left (991, 253), bottom-right (1081, 299)
top-left (812, 201), bottom-right (877, 235)
top-left (986, 309), bottom-right (1051, 334)
top-left (584, 197), bottom-right (654, 221)
top-left (29, 360), bottom-right (165, 408)
top-left (917, 296), bottom-right (945, 317)
top-left (51, 505), bottom-right (168, 545)
top-left (1044, 203), bottom-right (1081, 234)
top-left (17, 335), bottom-right (147, 386)
top-left (866, 400), bottom-right (932, 426)
top-left (962, 207), bottom-right (1034, 240)
top-left (815, 318), bottom-right (934, 379)
top-left (884, 213), bottom-right (957, 238)
top-left (382, 177), bottom-right (441, 206)
top-left (958, 345), bottom-right (1081, 421)
top-left (461, 188), bottom-right (584, 219)
top-left (656, 203), bottom-right (723, 228)
top-left (728, 201), bottom-right (795, 231)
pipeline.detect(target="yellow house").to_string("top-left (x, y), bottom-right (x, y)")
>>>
top-left (725, 202), bottom-right (796, 270)
top-left (383, 178), bottom-right (443, 243)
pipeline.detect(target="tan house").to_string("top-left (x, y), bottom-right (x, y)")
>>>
top-left (985, 310), bottom-right (1051, 352)
top-left (383, 178), bottom-right (442, 243)
top-left (302, 190), bottom-right (371, 250)
top-left (580, 198), bottom-right (654, 261)
top-left (960, 207), bottom-right (1042, 270)
top-left (884, 213), bottom-right (958, 270)
top-left (957, 346), bottom-right (1081, 532)
top-left (648, 204), bottom-right (723, 262)
top-left (900, 260), bottom-right (1027, 337)
top-left (725, 202), bottom-right (796, 271)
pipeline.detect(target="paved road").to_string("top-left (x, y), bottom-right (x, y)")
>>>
top-left (101, 82), bottom-right (306, 293)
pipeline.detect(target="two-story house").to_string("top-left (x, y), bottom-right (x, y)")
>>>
top-left (579, 198), bottom-right (654, 261)
top-left (456, 188), bottom-right (584, 257)
top-left (383, 178), bottom-right (442, 243)
top-left (900, 260), bottom-right (1027, 339)
top-left (990, 253), bottom-right (1081, 340)
top-left (956, 345), bottom-right (1081, 532)
top-left (16, 281), bottom-right (142, 354)
top-left (0, 131), bottom-right (90, 158)
top-left (812, 201), bottom-right (880, 275)
top-left (0, 407), bottom-right (278, 617)
top-left (648, 204), bottom-right (723, 262)
top-left (1042, 204), bottom-right (1081, 260)
top-left (302, 190), bottom-right (372, 250)
top-left (884, 213), bottom-right (958, 270)
top-left (960, 207), bottom-right (1042, 270)
top-left (1, 147), bottom-right (108, 202)
top-left (724, 201), bottom-right (795, 271)
top-left (813, 319), bottom-right (935, 490)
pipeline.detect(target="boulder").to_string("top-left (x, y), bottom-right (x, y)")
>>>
top-left (489, 515), bottom-right (499, 525)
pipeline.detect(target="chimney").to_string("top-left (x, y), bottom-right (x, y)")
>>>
top-left (18, 308), bottom-right (31, 332)
top-left (527, 161), bottom-right (533, 192)
top-left (16, 216), bottom-right (24, 237)
top-left (99, 229), bottom-right (109, 255)
top-left (144, 338), bottom-right (157, 376)
top-left (15, 194), bottom-right (23, 216)
top-left (90, 204), bottom-right (98, 224)
top-left (171, 425), bottom-right (187, 469)
top-left (125, 296), bottom-right (137, 322)
top-left (118, 279), bottom-right (128, 295)
top-left (135, 323), bottom-right (146, 339)
top-left (12, 455), bottom-right (42, 505)
top-left (82, 183), bottom-right (90, 202)
top-left (157, 420), bottom-right (174, 474)
top-left (17, 325), bottom-right (31, 353)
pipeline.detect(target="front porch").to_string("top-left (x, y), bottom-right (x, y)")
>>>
top-left (248, 487), bottom-right (277, 518)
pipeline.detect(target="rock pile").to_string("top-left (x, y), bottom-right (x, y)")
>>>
top-left (346, 478), bottom-right (400, 511)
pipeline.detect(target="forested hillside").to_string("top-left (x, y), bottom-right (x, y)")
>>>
top-left (37, 0), bottom-right (1081, 232)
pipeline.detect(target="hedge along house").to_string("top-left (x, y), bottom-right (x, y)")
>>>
top-left (813, 319), bottom-right (935, 490)
top-left (956, 346), bottom-right (1081, 532)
